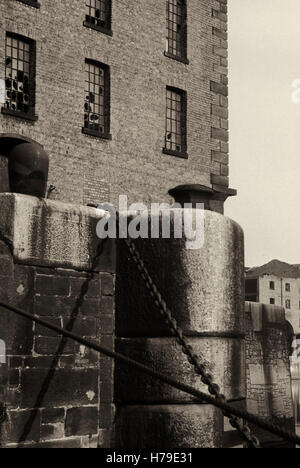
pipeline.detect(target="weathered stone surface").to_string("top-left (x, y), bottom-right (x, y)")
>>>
top-left (41, 422), bottom-right (65, 441)
top-left (65, 406), bottom-right (98, 437)
top-left (115, 209), bottom-right (244, 449)
top-left (0, 155), bottom-right (9, 193)
top-left (0, 193), bottom-right (115, 272)
top-left (245, 302), bottom-right (295, 447)
top-left (115, 337), bottom-right (245, 402)
top-left (101, 273), bottom-right (115, 296)
top-left (249, 364), bottom-right (265, 386)
top-left (0, 195), bottom-right (116, 448)
top-left (1, 409), bottom-right (41, 444)
top-left (22, 437), bottom-right (85, 449)
top-left (42, 407), bottom-right (65, 425)
top-left (0, 263), bottom-right (35, 355)
top-left (210, 81), bottom-right (228, 97)
top-left (115, 405), bottom-right (223, 448)
top-left (116, 210), bottom-right (245, 336)
top-left (20, 368), bottom-right (98, 408)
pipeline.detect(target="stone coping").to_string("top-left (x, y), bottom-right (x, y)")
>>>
top-left (0, 193), bottom-right (109, 271)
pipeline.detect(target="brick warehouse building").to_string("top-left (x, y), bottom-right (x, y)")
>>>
top-left (0, 0), bottom-right (235, 449)
top-left (0, 0), bottom-right (231, 208)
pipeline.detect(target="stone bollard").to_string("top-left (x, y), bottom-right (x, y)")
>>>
top-left (115, 209), bottom-right (245, 448)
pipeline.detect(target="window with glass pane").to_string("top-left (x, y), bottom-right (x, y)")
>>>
top-left (4, 33), bottom-right (35, 117)
top-left (165, 87), bottom-right (187, 155)
top-left (85, 0), bottom-right (112, 33)
top-left (166, 0), bottom-right (187, 59)
top-left (83, 60), bottom-right (110, 137)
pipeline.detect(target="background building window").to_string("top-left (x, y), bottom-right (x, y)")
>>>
top-left (286, 283), bottom-right (291, 292)
top-left (245, 278), bottom-right (259, 302)
top-left (163, 87), bottom-right (187, 158)
top-left (270, 298), bottom-right (275, 305)
top-left (83, 60), bottom-right (110, 139)
top-left (166, 0), bottom-right (187, 61)
top-left (269, 281), bottom-right (275, 290)
top-left (286, 299), bottom-right (291, 309)
top-left (84, 0), bottom-right (112, 35)
top-left (2, 33), bottom-right (37, 121)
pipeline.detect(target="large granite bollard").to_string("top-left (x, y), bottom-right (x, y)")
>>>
top-left (115, 209), bottom-right (245, 448)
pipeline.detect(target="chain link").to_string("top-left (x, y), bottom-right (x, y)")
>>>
top-left (124, 237), bottom-right (261, 449)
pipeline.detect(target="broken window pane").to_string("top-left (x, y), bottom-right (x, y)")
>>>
top-left (5, 33), bottom-right (34, 115)
top-left (84, 60), bottom-right (109, 136)
top-left (85, 0), bottom-right (110, 30)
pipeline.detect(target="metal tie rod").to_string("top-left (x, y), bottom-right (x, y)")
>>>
top-left (0, 301), bottom-right (299, 447)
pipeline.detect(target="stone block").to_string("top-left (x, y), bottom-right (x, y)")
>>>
top-left (2, 409), bottom-right (41, 444)
top-left (20, 368), bottom-right (98, 408)
top-left (115, 337), bottom-right (245, 402)
top-left (65, 406), bottom-right (98, 437)
top-left (210, 81), bottom-right (228, 97)
top-left (115, 405), bottom-right (223, 448)
top-left (249, 364), bottom-right (265, 386)
top-left (35, 275), bottom-right (69, 296)
top-left (34, 437), bottom-right (83, 448)
top-left (101, 273), bottom-right (115, 296)
top-left (0, 194), bottom-right (115, 272)
top-left (42, 407), bottom-right (65, 424)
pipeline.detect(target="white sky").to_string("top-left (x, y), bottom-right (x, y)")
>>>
top-left (226, 0), bottom-right (300, 267)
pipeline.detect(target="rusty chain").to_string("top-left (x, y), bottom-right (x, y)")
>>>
top-left (124, 237), bottom-right (261, 449)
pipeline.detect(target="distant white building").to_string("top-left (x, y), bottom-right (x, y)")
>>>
top-left (245, 260), bottom-right (300, 335)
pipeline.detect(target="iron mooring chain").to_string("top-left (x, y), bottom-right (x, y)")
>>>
top-left (124, 238), bottom-right (261, 449)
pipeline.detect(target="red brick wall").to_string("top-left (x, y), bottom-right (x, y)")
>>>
top-left (0, 0), bottom-right (229, 206)
top-left (0, 239), bottom-right (115, 448)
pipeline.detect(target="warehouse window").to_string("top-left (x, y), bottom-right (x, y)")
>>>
top-left (165, 0), bottom-right (188, 63)
top-left (286, 283), bottom-right (291, 292)
top-left (269, 281), bottom-right (275, 290)
top-left (82, 60), bottom-right (111, 139)
top-left (286, 299), bottom-right (291, 309)
top-left (163, 87), bottom-right (187, 158)
top-left (2, 33), bottom-right (37, 121)
top-left (16, 0), bottom-right (40, 7)
top-left (84, 0), bottom-right (112, 36)
top-left (270, 298), bottom-right (275, 305)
